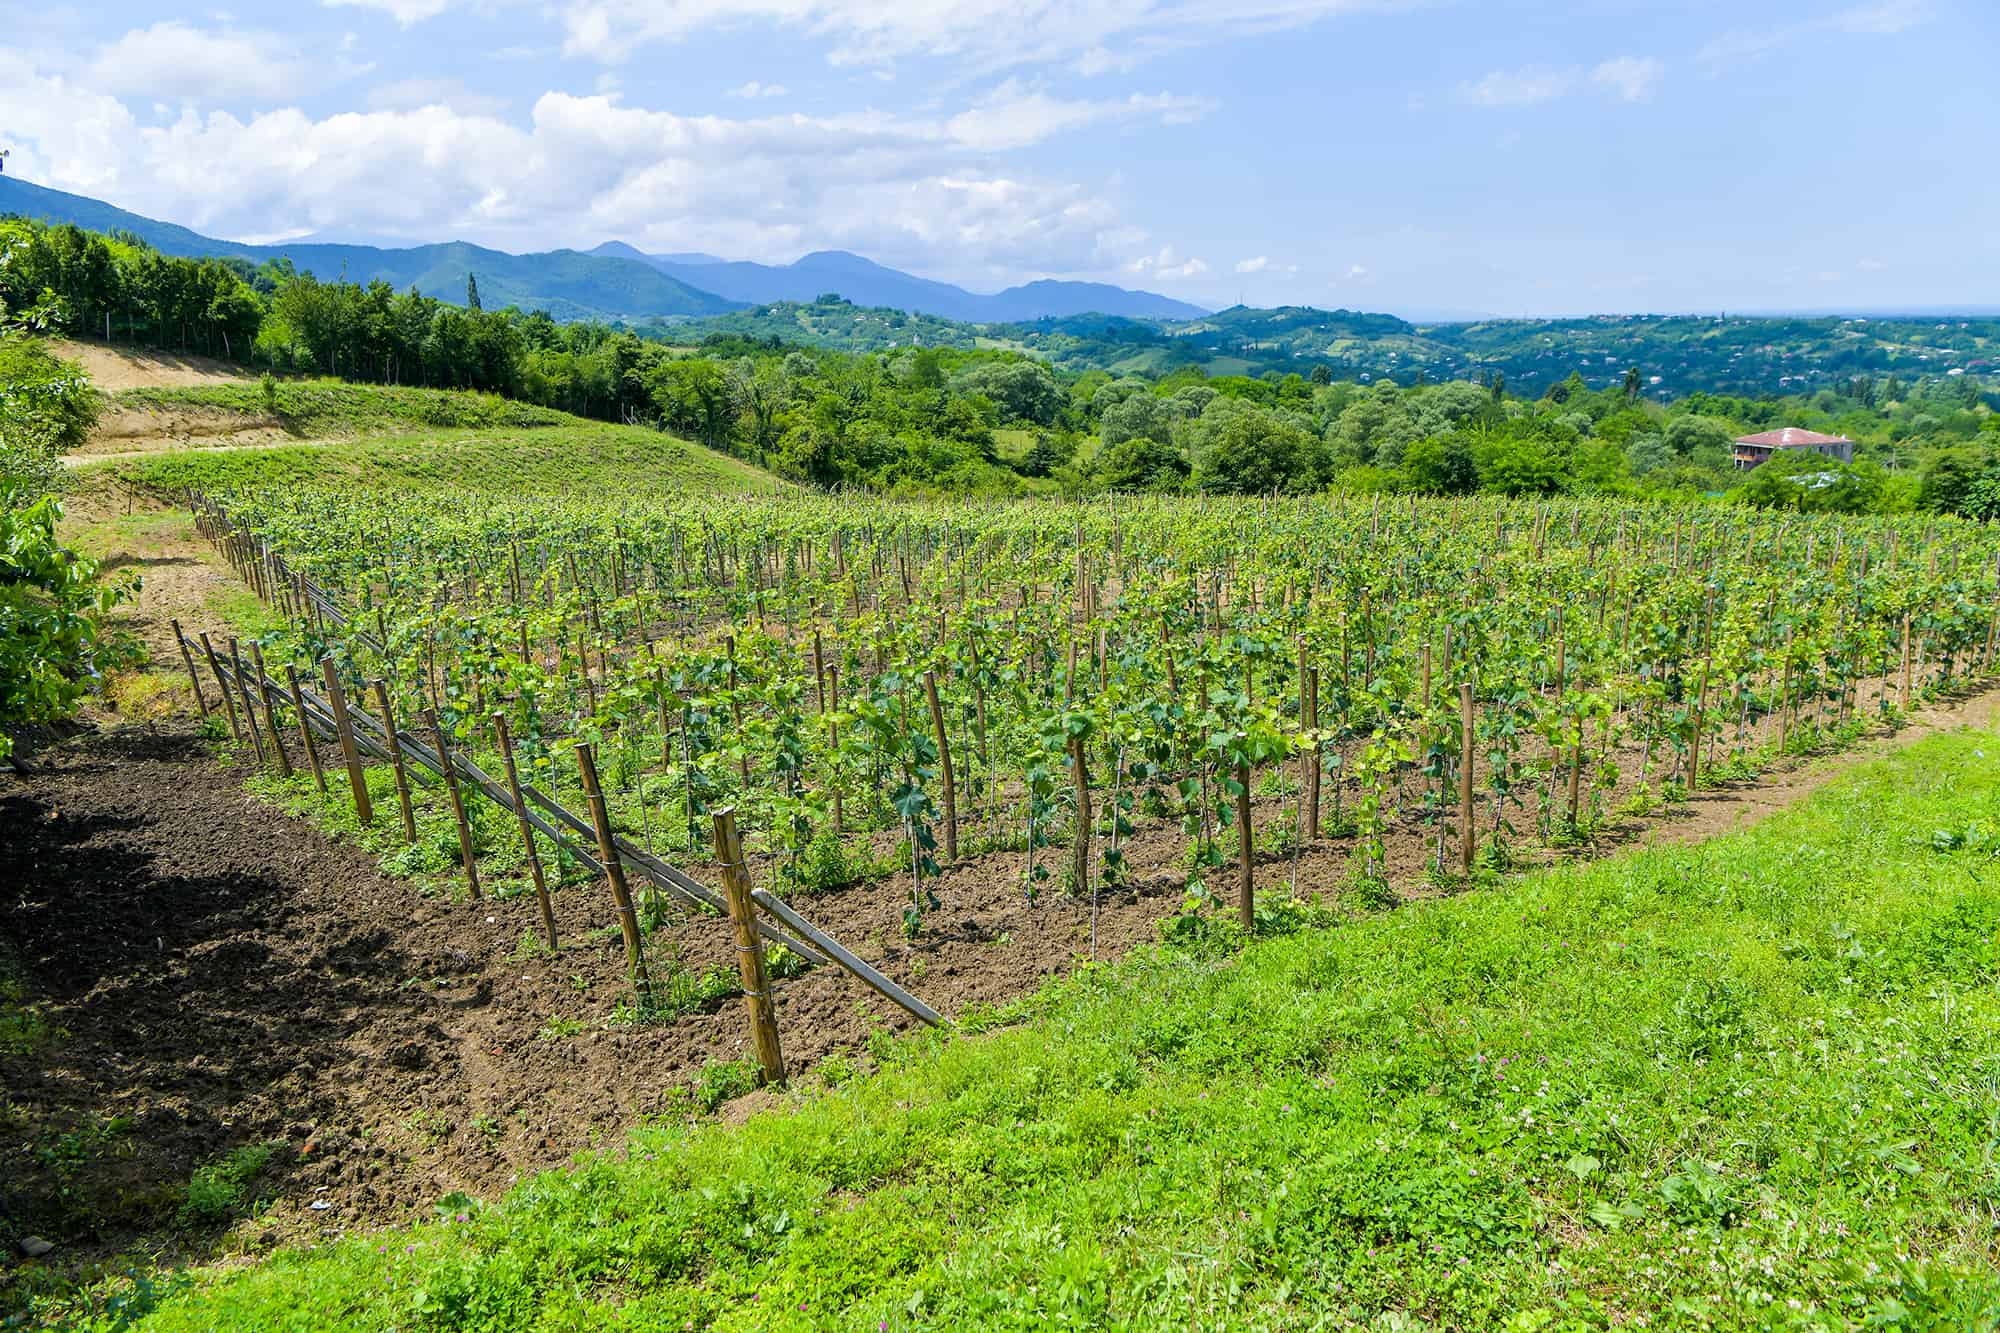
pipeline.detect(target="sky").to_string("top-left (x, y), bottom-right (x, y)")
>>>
top-left (1, 0), bottom-right (1993, 318)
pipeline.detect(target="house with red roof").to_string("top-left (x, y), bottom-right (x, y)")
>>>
top-left (1732, 427), bottom-right (1855, 470)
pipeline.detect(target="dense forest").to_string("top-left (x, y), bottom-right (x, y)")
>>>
top-left (5, 216), bottom-right (1998, 514)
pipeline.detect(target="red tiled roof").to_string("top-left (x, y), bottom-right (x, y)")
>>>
top-left (1733, 427), bottom-right (1853, 448)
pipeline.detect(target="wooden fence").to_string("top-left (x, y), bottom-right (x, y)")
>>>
top-left (172, 492), bottom-right (943, 1082)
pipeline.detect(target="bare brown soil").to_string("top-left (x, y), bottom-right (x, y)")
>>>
top-left (49, 339), bottom-right (252, 392)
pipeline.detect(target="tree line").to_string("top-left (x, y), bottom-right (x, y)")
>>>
top-left (4, 216), bottom-right (1996, 512)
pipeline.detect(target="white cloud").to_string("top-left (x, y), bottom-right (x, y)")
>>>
top-left (1463, 55), bottom-right (1663, 108)
top-left (1461, 66), bottom-right (1576, 107)
top-left (1330, 264), bottom-right (1369, 283)
top-left (557, 0), bottom-right (1418, 71)
top-left (323, 0), bottom-right (456, 25)
top-left (0, 55), bottom-right (1174, 284)
top-left (1590, 56), bottom-right (1663, 103)
top-left (1126, 245), bottom-right (1207, 281)
top-left (1234, 255), bottom-right (1298, 275)
top-left (729, 81), bottom-right (790, 99)
top-left (1857, 258), bottom-right (1887, 271)
top-left (945, 80), bottom-right (1213, 152)
top-left (87, 22), bottom-right (322, 102)
top-left (1699, 0), bottom-right (1928, 72)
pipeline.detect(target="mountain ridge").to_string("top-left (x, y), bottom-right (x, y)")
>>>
top-left (0, 176), bottom-right (1208, 324)
top-left (583, 241), bottom-right (1210, 322)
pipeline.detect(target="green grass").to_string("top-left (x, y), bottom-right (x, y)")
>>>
top-left (60, 731), bottom-right (2000, 1329)
top-left (112, 381), bottom-right (574, 435)
top-left (92, 423), bottom-right (778, 498)
top-left (179, 1143), bottom-right (280, 1227)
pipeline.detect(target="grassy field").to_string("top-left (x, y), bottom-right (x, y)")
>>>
top-left (57, 728), bottom-right (2000, 1330)
top-left (92, 424), bottom-right (778, 498)
top-left (111, 381), bottom-right (576, 435)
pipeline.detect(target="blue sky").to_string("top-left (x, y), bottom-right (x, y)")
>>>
top-left (1, 0), bottom-right (1992, 316)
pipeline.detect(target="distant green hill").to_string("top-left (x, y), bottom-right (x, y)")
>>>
top-left (0, 177), bottom-right (737, 321)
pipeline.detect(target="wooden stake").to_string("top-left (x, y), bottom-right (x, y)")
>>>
top-left (227, 639), bottom-right (267, 768)
top-left (247, 642), bottom-right (291, 778)
top-left (493, 713), bottom-right (556, 951)
top-left (1303, 659), bottom-right (1321, 843)
top-left (714, 807), bottom-right (785, 1087)
top-left (425, 709), bottom-right (481, 899)
top-left (576, 742), bottom-right (651, 1005)
top-left (1234, 757), bottom-right (1255, 931)
top-left (321, 658), bottom-right (373, 827)
top-left (1069, 733), bottom-right (1092, 898)
top-left (199, 632), bottom-right (244, 746)
top-left (171, 619), bottom-right (209, 717)
top-left (923, 670), bottom-right (958, 863)
top-left (1459, 682), bottom-right (1476, 876)
top-left (371, 680), bottom-right (419, 844)
top-left (285, 666), bottom-right (327, 794)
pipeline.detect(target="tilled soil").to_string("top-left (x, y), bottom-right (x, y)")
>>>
top-left (0, 725), bottom-right (1183, 1270)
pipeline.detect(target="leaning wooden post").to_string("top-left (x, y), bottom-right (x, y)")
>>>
top-left (285, 665), bottom-right (327, 794)
top-left (714, 806), bottom-right (785, 1087)
top-left (320, 658), bottom-right (374, 826)
top-left (424, 708), bottom-right (481, 900)
top-left (246, 641), bottom-right (292, 778)
top-left (226, 639), bottom-right (268, 768)
top-left (371, 680), bottom-right (419, 845)
top-left (1459, 682), bottom-right (1476, 876)
top-left (199, 632), bottom-right (245, 746)
top-left (170, 619), bottom-right (209, 717)
top-left (493, 714), bottom-right (556, 950)
top-left (576, 742), bottom-right (651, 1006)
top-left (922, 669), bottom-right (958, 863)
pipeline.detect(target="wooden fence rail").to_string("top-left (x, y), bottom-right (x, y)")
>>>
top-left (177, 618), bottom-right (943, 1032)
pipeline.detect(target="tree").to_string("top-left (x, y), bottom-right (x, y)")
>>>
top-left (950, 360), bottom-right (1060, 426)
top-left (1187, 399), bottom-right (1320, 493)
top-left (0, 491), bottom-right (133, 764)
top-left (1917, 448), bottom-right (1981, 515)
top-left (466, 273), bottom-right (482, 312)
top-left (1623, 366), bottom-right (1642, 400)
top-left (1476, 431), bottom-right (1561, 496)
top-left (1401, 435), bottom-right (1477, 495)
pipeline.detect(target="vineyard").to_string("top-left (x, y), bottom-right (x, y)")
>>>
top-left (156, 482), bottom-right (2000, 1071)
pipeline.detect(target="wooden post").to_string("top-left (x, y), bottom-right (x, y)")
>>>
top-left (321, 658), bottom-right (373, 827)
top-left (576, 742), bottom-right (651, 1005)
top-left (826, 664), bottom-right (844, 837)
top-left (425, 709), bottom-right (481, 899)
top-left (1459, 682), bottom-right (1476, 876)
top-left (170, 619), bottom-right (209, 717)
top-left (285, 666), bottom-right (327, 794)
top-left (494, 714), bottom-right (556, 951)
top-left (1234, 757), bottom-right (1255, 931)
top-left (923, 670), bottom-right (958, 863)
top-left (246, 642), bottom-right (292, 778)
top-left (1303, 660), bottom-right (1321, 843)
top-left (1068, 733), bottom-right (1093, 897)
top-left (714, 807), bottom-right (785, 1087)
top-left (199, 632), bottom-right (245, 746)
top-left (371, 681), bottom-right (419, 845)
top-left (1900, 611), bottom-right (1914, 711)
top-left (227, 639), bottom-right (268, 768)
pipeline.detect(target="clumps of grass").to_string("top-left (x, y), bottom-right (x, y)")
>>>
top-left (537, 1015), bottom-right (585, 1041)
top-left (661, 1058), bottom-right (763, 1115)
top-left (0, 947), bottom-right (62, 1057)
top-left (776, 829), bottom-right (896, 897)
top-left (179, 1143), bottom-right (279, 1227)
